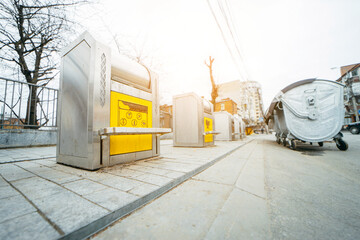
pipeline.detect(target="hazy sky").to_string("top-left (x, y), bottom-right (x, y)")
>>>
top-left (76, 0), bottom-right (360, 108)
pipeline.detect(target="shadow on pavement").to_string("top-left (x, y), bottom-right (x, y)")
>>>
top-left (264, 138), bottom-right (330, 156)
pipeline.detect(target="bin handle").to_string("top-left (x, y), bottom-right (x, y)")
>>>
top-left (304, 88), bottom-right (316, 93)
top-left (280, 98), bottom-right (317, 120)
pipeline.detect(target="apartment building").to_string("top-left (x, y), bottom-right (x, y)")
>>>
top-left (217, 80), bottom-right (264, 124)
top-left (337, 63), bottom-right (360, 123)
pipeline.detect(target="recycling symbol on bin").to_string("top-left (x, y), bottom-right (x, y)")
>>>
top-left (120, 118), bottom-right (127, 126)
top-left (206, 120), bottom-right (210, 129)
top-left (126, 111), bottom-right (132, 119)
top-left (131, 119), bottom-right (138, 126)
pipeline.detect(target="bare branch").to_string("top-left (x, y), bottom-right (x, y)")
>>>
top-left (0, 0), bottom-right (91, 127)
top-left (205, 56), bottom-right (218, 105)
top-left (0, 98), bottom-right (26, 125)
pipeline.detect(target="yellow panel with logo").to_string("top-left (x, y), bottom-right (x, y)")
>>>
top-left (204, 117), bottom-right (213, 143)
top-left (110, 91), bottom-right (152, 155)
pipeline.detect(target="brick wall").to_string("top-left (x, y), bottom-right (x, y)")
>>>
top-left (214, 99), bottom-right (237, 115)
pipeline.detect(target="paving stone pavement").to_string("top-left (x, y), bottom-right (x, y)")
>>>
top-left (93, 139), bottom-right (268, 240)
top-left (0, 146), bottom-right (56, 164)
top-left (93, 132), bottom-right (360, 240)
top-left (0, 138), bottom-right (252, 240)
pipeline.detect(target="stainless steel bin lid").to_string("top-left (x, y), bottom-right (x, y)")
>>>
top-left (202, 98), bottom-right (212, 114)
top-left (265, 78), bottom-right (344, 123)
top-left (111, 54), bottom-right (150, 89)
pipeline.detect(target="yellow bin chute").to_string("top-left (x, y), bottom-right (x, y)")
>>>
top-left (110, 91), bottom-right (152, 155)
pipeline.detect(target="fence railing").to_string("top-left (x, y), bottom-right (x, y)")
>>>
top-left (0, 77), bottom-right (58, 129)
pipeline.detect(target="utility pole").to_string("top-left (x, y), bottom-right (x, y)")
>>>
top-left (205, 56), bottom-right (218, 106)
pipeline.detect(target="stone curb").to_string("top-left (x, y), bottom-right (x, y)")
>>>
top-left (59, 139), bottom-right (254, 240)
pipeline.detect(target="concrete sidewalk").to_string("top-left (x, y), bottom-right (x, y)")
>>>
top-left (0, 138), bottom-right (252, 240)
top-left (0, 146), bottom-right (55, 164)
top-left (94, 138), bottom-right (268, 240)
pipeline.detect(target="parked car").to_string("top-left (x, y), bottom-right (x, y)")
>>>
top-left (344, 122), bottom-right (360, 134)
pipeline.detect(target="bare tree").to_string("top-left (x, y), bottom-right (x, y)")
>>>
top-left (0, 0), bottom-right (86, 128)
top-left (205, 56), bottom-right (218, 106)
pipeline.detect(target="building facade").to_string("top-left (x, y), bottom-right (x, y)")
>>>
top-left (337, 63), bottom-right (360, 123)
top-left (160, 104), bottom-right (173, 129)
top-left (214, 98), bottom-right (238, 115)
top-left (217, 80), bottom-right (265, 125)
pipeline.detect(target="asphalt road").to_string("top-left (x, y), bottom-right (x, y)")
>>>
top-left (265, 131), bottom-right (360, 240)
top-left (92, 132), bottom-right (360, 240)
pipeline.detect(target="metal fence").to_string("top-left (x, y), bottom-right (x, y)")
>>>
top-left (0, 77), bottom-right (58, 129)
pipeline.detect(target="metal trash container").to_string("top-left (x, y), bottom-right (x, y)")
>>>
top-left (214, 111), bottom-right (236, 141)
top-left (233, 115), bottom-right (241, 140)
top-left (265, 78), bottom-right (348, 151)
top-left (57, 31), bottom-right (170, 170)
top-left (235, 115), bottom-right (246, 139)
top-left (173, 92), bottom-right (215, 147)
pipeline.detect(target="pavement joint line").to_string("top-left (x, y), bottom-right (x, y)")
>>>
top-left (190, 177), bottom-right (235, 187)
top-left (13, 161), bottom-right (52, 170)
top-left (14, 163), bottom-right (112, 212)
top-left (125, 164), bottom-right (185, 174)
top-left (128, 162), bottom-right (189, 173)
top-left (0, 210), bottom-right (38, 225)
top-left (134, 161), bottom-right (184, 173)
top-left (80, 177), bottom-right (140, 195)
top-left (56, 177), bottom-right (84, 185)
top-left (105, 167), bottom-right (172, 179)
top-left (0, 156), bottom-right (56, 164)
top-left (27, 162), bottom-right (148, 195)
top-left (48, 168), bottom-right (150, 198)
top-left (263, 139), bottom-right (277, 239)
top-left (58, 140), bottom-right (253, 240)
top-left (157, 160), bottom-right (203, 166)
top-left (104, 172), bottom-right (165, 187)
top-left (8, 175), bottom-right (37, 184)
top-left (157, 157), bottom-right (205, 164)
top-left (78, 176), bottom-right (143, 198)
top-left (107, 172), bottom-right (167, 188)
top-left (0, 174), bottom-right (65, 235)
top-left (205, 140), bottom-right (257, 231)
top-left (81, 187), bottom-right (114, 198)
top-left (234, 186), bottom-right (266, 200)
top-left (6, 173), bottom-right (37, 183)
top-left (233, 139), bottom-right (267, 201)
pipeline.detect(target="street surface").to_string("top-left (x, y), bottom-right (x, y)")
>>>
top-left (266, 132), bottom-right (360, 240)
top-left (94, 132), bottom-right (360, 240)
top-left (0, 140), bottom-right (247, 239)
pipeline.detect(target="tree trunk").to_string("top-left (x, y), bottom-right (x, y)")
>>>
top-left (25, 85), bottom-right (39, 129)
top-left (205, 56), bottom-right (218, 106)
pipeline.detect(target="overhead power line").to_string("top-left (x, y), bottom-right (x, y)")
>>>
top-left (220, 0), bottom-right (251, 79)
top-left (206, 0), bottom-right (251, 82)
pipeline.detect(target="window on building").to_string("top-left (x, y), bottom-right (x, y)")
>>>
top-left (351, 69), bottom-right (359, 77)
top-left (221, 103), bottom-right (225, 111)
